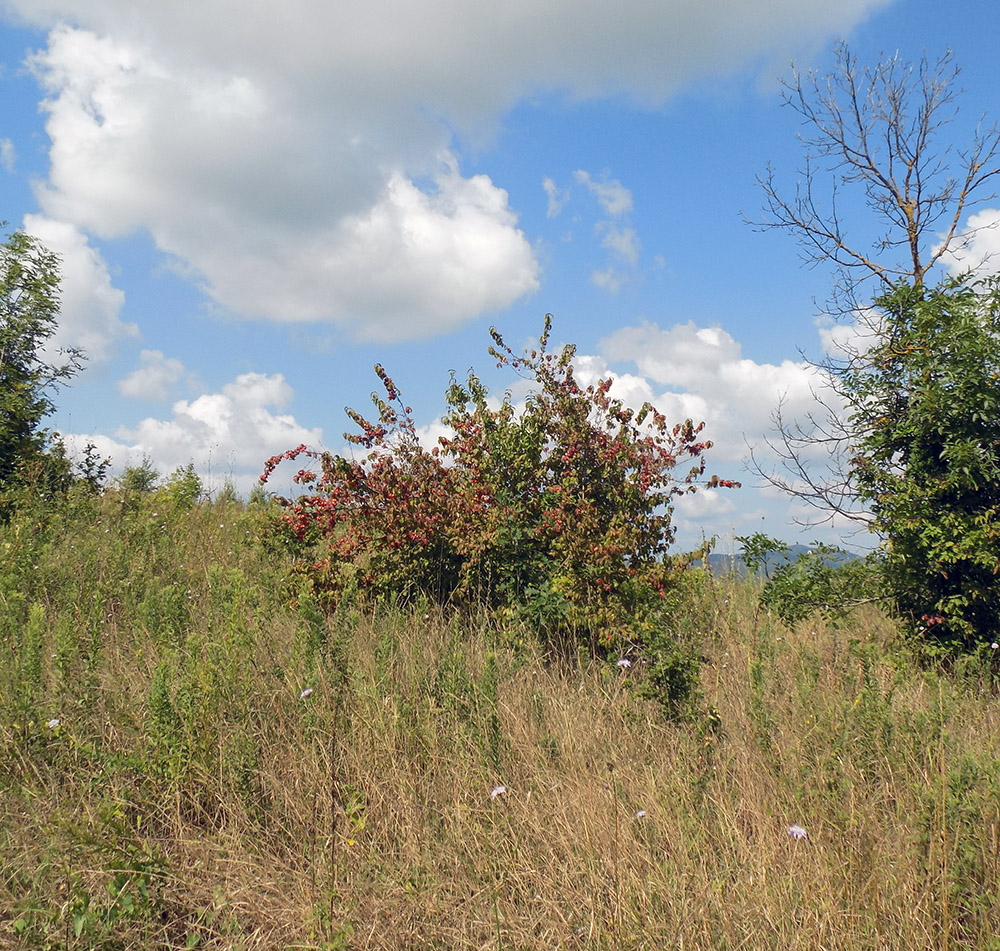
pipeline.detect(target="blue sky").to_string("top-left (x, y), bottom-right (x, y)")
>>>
top-left (1, 0), bottom-right (998, 550)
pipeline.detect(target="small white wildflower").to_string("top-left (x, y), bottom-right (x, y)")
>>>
top-left (992, 643), bottom-right (999, 651)
top-left (423, 613), bottom-right (430, 621)
top-left (787, 824), bottom-right (808, 841)
top-left (490, 784), bottom-right (507, 801)
top-left (615, 658), bottom-right (632, 669)
top-left (46, 718), bottom-right (60, 729)
top-left (299, 688), bottom-right (313, 700)
top-left (634, 809), bottom-right (647, 819)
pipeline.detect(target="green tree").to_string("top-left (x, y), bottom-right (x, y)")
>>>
top-left (847, 277), bottom-right (1000, 648)
top-left (751, 45), bottom-right (1000, 648)
top-left (0, 227), bottom-right (82, 493)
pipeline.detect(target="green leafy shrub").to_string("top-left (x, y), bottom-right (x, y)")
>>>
top-left (158, 463), bottom-right (204, 509)
top-left (119, 457), bottom-right (160, 495)
top-left (847, 278), bottom-right (1000, 649)
top-left (634, 567), bottom-right (716, 719)
top-left (737, 532), bottom-right (883, 625)
top-left (261, 317), bottom-right (737, 653)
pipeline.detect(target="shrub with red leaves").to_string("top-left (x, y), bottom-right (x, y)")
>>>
top-left (261, 316), bottom-right (738, 651)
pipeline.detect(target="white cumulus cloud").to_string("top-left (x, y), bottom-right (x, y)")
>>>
top-left (601, 320), bottom-right (828, 463)
top-left (940, 207), bottom-right (1000, 278)
top-left (4, 0), bottom-right (890, 338)
top-left (21, 23), bottom-right (536, 340)
top-left (63, 371), bottom-right (323, 493)
top-left (22, 212), bottom-right (137, 362)
top-left (590, 319), bottom-right (854, 543)
top-left (118, 349), bottom-right (189, 402)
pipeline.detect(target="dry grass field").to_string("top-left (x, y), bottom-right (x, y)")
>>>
top-left (2, 489), bottom-right (999, 949)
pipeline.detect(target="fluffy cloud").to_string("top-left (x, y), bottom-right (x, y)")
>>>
top-left (815, 308), bottom-right (884, 361)
top-left (64, 371), bottom-right (323, 493)
top-left (22, 213), bottom-right (138, 362)
top-left (594, 320), bottom-right (852, 544)
top-left (117, 349), bottom-right (189, 402)
top-left (5, 0), bottom-right (890, 337)
top-left (574, 171), bottom-right (634, 218)
top-left (941, 208), bottom-right (1000, 278)
top-left (23, 28), bottom-right (537, 340)
top-left (600, 320), bottom-right (829, 461)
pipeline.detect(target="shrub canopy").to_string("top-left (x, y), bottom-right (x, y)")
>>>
top-left (262, 317), bottom-right (737, 649)
top-left (847, 277), bottom-right (1000, 648)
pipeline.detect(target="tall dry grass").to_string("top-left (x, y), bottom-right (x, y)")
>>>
top-left (2, 489), bottom-right (999, 949)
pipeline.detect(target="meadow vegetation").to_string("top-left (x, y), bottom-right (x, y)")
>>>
top-left (4, 44), bottom-right (1000, 949)
top-left (2, 477), bottom-right (1000, 950)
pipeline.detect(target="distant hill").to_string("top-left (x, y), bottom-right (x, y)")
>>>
top-left (701, 544), bottom-right (861, 577)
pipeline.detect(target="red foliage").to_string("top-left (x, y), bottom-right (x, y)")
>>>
top-left (261, 317), bottom-right (739, 648)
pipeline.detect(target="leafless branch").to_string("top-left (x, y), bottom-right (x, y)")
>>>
top-left (747, 392), bottom-right (873, 529)
top-left (745, 44), bottom-right (1000, 527)
top-left (747, 44), bottom-right (1000, 301)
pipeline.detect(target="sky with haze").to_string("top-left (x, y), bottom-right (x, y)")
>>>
top-left (1, 0), bottom-right (998, 551)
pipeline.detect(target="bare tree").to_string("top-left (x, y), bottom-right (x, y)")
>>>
top-left (748, 43), bottom-right (1000, 529)
top-left (754, 43), bottom-right (1000, 302)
